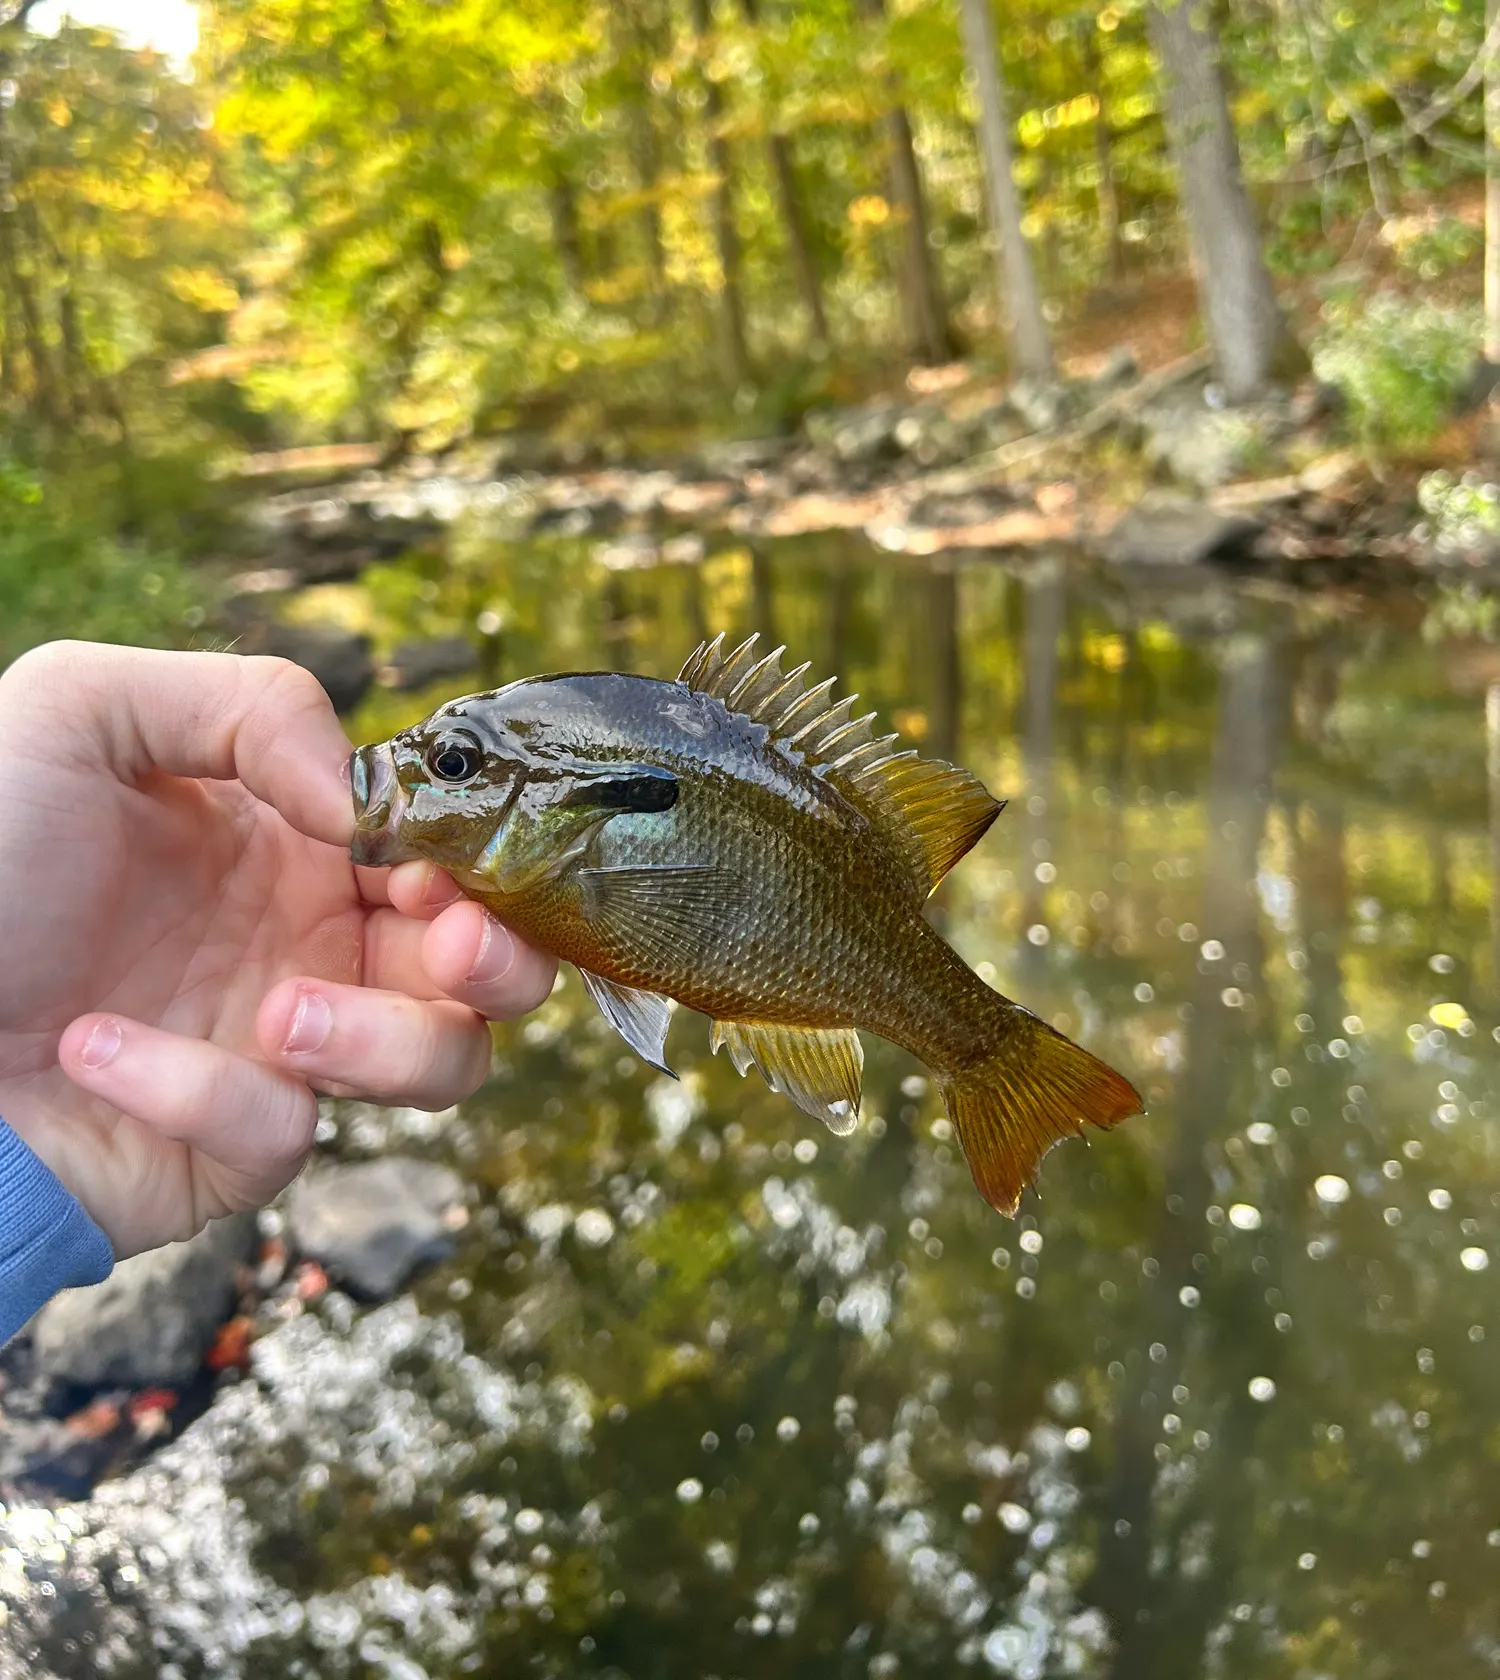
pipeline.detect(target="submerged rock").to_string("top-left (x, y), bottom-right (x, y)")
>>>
top-left (31, 1215), bottom-right (256, 1392)
top-left (251, 623), bottom-right (375, 714)
top-left (379, 636), bottom-right (479, 692)
top-left (1096, 495), bottom-right (1263, 568)
top-left (285, 1158), bottom-right (468, 1299)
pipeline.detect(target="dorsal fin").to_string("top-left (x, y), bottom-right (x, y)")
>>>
top-left (678, 634), bottom-right (1005, 899)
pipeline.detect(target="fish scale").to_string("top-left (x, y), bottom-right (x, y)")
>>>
top-left (349, 633), bottom-right (1143, 1216)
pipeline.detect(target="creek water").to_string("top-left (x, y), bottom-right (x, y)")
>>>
top-left (6, 524), bottom-right (1500, 1680)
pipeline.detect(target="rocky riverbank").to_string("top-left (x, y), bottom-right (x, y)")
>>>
top-left (0, 1107), bottom-right (471, 1503)
top-left (210, 352), bottom-right (1500, 714)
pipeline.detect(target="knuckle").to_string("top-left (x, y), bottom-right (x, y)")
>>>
top-left (245, 655), bottom-right (329, 718)
top-left (0, 639), bottom-right (90, 709)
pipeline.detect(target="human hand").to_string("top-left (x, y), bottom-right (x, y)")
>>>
top-left (0, 642), bottom-right (556, 1258)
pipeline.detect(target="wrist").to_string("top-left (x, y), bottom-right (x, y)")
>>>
top-left (0, 1119), bottom-right (115, 1342)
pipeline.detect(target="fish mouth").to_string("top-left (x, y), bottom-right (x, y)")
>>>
top-left (349, 743), bottom-right (419, 867)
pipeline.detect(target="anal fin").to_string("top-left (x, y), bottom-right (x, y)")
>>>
top-left (579, 970), bottom-right (675, 1076)
top-left (710, 1020), bottom-right (864, 1136)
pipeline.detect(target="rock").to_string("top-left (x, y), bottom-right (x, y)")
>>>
top-left (908, 489), bottom-right (1018, 529)
top-left (1008, 377), bottom-right (1067, 434)
top-left (1139, 387), bottom-right (1296, 491)
top-left (1287, 379), bottom-right (1343, 428)
top-left (804, 401), bottom-right (903, 464)
top-left (530, 501), bottom-right (616, 536)
top-left (1096, 495), bottom-right (1264, 567)
top-left (285, 1158), bottom-right (468, 1300)
top-left (969, 400), bottom-right (1029, 450)
top-left (695, 436), bottom-right (789, 475)
top-left (1455, 357), bottom-right (1500, 416)
top-left (254, 623), bottom-right (375, 714)
top-left (256, 495), bottom-right (444, 581)
top-left (379, 636), bottom-right (478, 692)
top-left (892, 410), bottom-right (972, 468)
top-left (32, 1215), bottom-right (256, 1391)
top-left (1088, 346), bottom-right (1139, 393)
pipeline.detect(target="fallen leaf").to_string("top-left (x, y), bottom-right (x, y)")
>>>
top-left (65, 1399), bottom-right (121, 1439)
top-left (207, 1315), bottom-right (255, 1371)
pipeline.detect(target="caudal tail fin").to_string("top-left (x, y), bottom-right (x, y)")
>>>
top-left (938, 1011), bottom-right (1142, 1216)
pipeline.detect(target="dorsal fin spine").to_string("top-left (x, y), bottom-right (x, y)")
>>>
top-left (678, 632), bottom-right (725, 687)
top-left (775, 678), bottom-right (837, 737)
top-left (790, 693), bottom-right (856, 749)
top-left (757, 663), bottom-right (811, 726)
top-left (813, 712), bottom-right (879, 758)
top-left (711, 635), bottom-right (763, 697)
top-left (726, 645), bottom-right (786, 710)
top-left (680, 634), bottom-right (1003, 900)
top-left (831, 734), bottom-right (900, 774)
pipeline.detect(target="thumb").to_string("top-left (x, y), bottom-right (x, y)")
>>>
top-left (6, 642), bottom-right (355, 847)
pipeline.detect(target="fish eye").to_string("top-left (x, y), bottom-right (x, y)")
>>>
top-left (425, 731), bottom-right (484, 786)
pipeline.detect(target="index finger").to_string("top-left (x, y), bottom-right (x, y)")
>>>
top-left (5, 642), bottom-right (356, 847)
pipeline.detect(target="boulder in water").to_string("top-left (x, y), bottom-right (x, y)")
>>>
top-left (285, 1158), bottom-right (468, 1300)
top-left (32, 1214), bottom-right (257, 1391)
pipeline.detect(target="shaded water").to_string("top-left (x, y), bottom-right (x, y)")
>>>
top-left (10, 526), bottom-right (1500, 1680)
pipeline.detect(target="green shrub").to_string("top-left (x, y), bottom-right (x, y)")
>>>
top-left (0, 459), bottom-right (205, 670)
top-left (1311, 292), bottom-right (1479, 449)
top-left (1416, 469), bottom-right (1500, 552)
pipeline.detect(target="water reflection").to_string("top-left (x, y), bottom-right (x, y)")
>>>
top-left (12, 527), bottom-right (1500, 1678)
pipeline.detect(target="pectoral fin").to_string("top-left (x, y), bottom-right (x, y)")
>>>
top-left (710, 1020), bottom-right (864, 1136)
top-left (576, 864), bottom-right (744, 968)
top-left (579, 969), bottom-right (675, 1076)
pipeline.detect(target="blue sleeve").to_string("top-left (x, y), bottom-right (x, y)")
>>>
top-left (0, 1119), bottom-right (114, 1343)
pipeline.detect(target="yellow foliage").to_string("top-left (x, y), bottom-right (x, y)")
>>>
top-left (848, 194), bottom-right (891, 228)
top-left (165, 266), bottom-right (241, 313)
top-left (1083, 633), bottom-right (1129, 673)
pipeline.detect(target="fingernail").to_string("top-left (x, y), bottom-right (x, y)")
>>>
top-left (284, 988), bottom-right (334, 1056)
top-left (423, 867), bottom-right (460, 908)
top-left (79, 1018), bottom-right (122, 1070)
top-left (467, 918), bottom-right (515, 987)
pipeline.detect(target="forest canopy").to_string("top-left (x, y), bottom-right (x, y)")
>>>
top-left (0, 0), bottom-right (1496, 456)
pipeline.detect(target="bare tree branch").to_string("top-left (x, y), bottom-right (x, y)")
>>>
top-left (1280, 6), bottom-right (1500, 184)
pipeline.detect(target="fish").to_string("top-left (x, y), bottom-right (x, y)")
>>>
top-left (349, 633), bottom-right (1141, 1214)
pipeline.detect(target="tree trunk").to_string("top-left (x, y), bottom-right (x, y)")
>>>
top-left (550, 178), bottom-right (586, 298)
top-left (957, 0), bottom-right (1054, 380)
top-left (1488, 684), bottom-right (1500, 993)
top-left (610, 5), bottom-right (670, 318)
top-left (767, 132), bottom-right (831, 352)
top-left (1486, 0), bottom-right (1500, 362)
top-left (927, 563), bottom-right (961, 763)
top-left (1147, 0), bottom-right (1302, 400)
top-left (737, 0), bottom-right (830, 352)
top-left (689, 0), bottom-right (751, 385)
top-left (856, 0), bottom-right (952, 364)
top-left (1087, 636), bottom-right (1284, 1679)
top-left (1018, 558), bottom-right (1063, 986)
top-left (884, 103), bottom-right (952, 364)
top-left (1082, 25), bottom-right (1126, 283)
